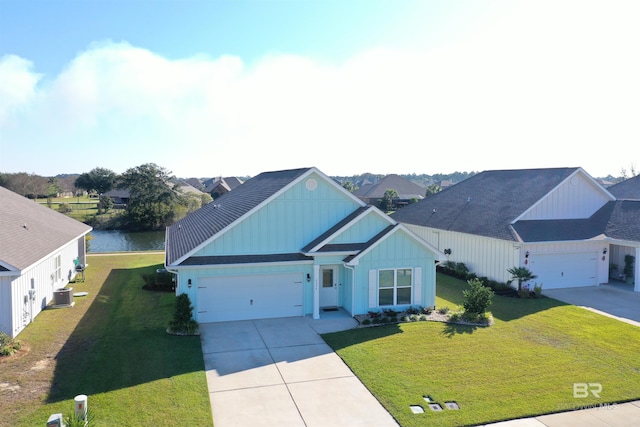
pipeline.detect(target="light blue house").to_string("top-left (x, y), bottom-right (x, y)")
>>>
top-left (165, 167), bottom-right (443, 322)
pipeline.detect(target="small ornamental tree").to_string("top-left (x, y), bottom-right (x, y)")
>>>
top-left (168, 293), bottom-right (199, 335)
top-left (462, 278), bottom-right (494, 315)
top-left (507, 266), bottom-right (537, 292)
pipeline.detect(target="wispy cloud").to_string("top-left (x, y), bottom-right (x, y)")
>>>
top-left (1, 1), bottom-right (638, 177)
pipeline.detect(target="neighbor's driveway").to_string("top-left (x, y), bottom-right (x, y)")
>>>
top-left (200, 317), bottom-right (398, 426)
top-left (544, 285), bottom-right (640, 327)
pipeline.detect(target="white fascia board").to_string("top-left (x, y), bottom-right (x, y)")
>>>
top-left (20, 231), bottom-right (91, 274)
top-left (512, 168), bottom-right (616, 224)
top-left (171, 167), bottom-right (366, 267)
top-left (170, 168), bottom-right (317, 267)
top-left (346, 224), bottom-right (445, 266)
top-left (311, 167), bottom-right (367, 208)
top-left (305, 206), bottom-right (376, 253)
top-left (171, 259), bottom-right (314, 270)
top-left (605, 238), bottom-right (640, 248)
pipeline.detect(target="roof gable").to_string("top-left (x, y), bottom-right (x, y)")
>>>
top-left (302, 206), bottom-right (394, 253)
top-left (353, 174), bottom-right (425, 199)
top-left (0, 186), bottom-right (92, 271)
top-left (392, 167), bottom-right (582, 241)
top-left (608, 175), bottom-right (640, 200)
top-left (166, 167), bottom-right (365, 266)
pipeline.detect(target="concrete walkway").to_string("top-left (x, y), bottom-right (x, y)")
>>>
top-left (200, 315), bottom-right (398, 426)
top-left (482, 400), bottom-right (640, 426)
top-left (544, 284), bottom-right (640, 327)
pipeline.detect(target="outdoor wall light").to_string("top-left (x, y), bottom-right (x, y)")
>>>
top-left (306, 273), bottom-right (311, 282)
top-left (444, 248), bottom-right (452, 255)
top-left (187, 279), bottom-right (192, 288)
top-left (525, 251), bottom-right (530, 258)
top-left (603, 248), bottom-right (608, 255)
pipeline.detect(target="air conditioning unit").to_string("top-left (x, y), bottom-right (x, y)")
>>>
top-left (54, 288), bottom-right (74, 307)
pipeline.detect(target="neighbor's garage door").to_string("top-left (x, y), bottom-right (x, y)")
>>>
top-left (197, 273), bottom-right (303, 322)
top-left (529, 252), bottom-right (598, 290)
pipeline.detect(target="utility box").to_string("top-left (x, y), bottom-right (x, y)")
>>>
top-left (46, 413), bottom-right (64, 427)
top-left (54, 288), bottom-right (74, 307)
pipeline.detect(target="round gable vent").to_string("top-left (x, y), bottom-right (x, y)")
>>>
top-left (305, 178), bottom-right (318, 191)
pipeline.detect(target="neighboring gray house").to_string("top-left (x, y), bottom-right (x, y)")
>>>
top-left (0, 186), bottom-right (92, 337)
top-left (393, 167), bottom-right (640, 292)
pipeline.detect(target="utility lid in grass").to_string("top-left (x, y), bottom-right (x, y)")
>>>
top-left (428, 403), bottom-right (443, 411)
top-left (73, 292), bottom-right (89, 297)
top-left (445, 401), bottom-right (460, 410)
top-left (410, 405), bottom-right (424, 414)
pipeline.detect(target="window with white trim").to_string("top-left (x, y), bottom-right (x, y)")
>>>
top-left (378, 268), bottom-right (412, 306)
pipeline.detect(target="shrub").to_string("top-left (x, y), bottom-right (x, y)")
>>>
top-left (168, 293), bottom-right (199, 335)
top-left (462, 278), bottom-right (494, 315)
top-left (58, 203), bottom-right (73, 213)
top-left (533, 282), bottom-right (543, 297)
top-left (437, 306), bottom-right (450, 315)
top-left (362, 319), bottom-right (371, 325)
top-left (0, 331), bottom-right (21, 356)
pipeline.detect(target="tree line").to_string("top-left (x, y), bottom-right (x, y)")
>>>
top-left (1, 164), bottom-right (212, 231)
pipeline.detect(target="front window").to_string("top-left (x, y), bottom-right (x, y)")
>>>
top-left (378, 268), bottom-right (412, 306)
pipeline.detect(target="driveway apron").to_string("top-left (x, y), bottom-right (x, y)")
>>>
top-left (544, 285), bottom-right (640, 327)
top-left (200, 317), bottom-right (398, 426)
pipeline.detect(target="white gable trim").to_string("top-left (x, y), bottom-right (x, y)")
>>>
top-left (169, 167), bottom-right (366, 267)
top-left (304, 206), bottom-right (394, 254)
top-left (346, 224), bottom-right (445, 266)
top-left (512, 168), bottom-right (616, 224)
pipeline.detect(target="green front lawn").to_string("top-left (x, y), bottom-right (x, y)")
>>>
top-left (2, 254), bottom-right (212, 426)
top-left (323, 274), bottom-right (640, 427)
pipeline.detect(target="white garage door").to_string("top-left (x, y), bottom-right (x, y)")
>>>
top-left (197, 273), bottom-right (304, 322)
top-left (529, 252), bottom-right (598, 290)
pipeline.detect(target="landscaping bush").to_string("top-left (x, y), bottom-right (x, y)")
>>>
top-left (58, 203), bottom-right (73, 213)
top-left (0, 331), bottom-right (21, 356)
top-left (168, 294), bottom-right (199, 335)
top-left (462, 278), bottom-right (494, 315)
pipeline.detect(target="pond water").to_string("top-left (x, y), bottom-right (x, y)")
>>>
top-left (88, 230), bottom-right (166, 253)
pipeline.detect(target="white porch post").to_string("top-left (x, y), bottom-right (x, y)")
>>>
top-left (634, 247), bottom-right (640, 293)
top-left (313, 264), bottom-right (320, 319)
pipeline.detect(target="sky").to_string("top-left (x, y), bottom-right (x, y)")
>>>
top-left (0, 0), bottom-right (638, 179)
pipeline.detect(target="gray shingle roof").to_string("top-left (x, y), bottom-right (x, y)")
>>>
top-left (392, 168), bottom-right (580, 241)
top-left (166, 167), bottom-right (312, 265)
top-left (604, 200), bottom-right (640, 242)
top-left (0, 186), bottom-right (92, 271)
top-left (608, 175), bottom-right (640, 200)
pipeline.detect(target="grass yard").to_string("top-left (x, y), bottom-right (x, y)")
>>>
top-left (0, 253), bottom-right (212, 427)
top-left (323, 273), bottom-right (640, 427)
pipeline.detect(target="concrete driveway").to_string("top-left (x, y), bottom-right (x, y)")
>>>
top-left (544, 284), bottom-right (640, 327)
top-left (200, 316), bottom-right (398, 426)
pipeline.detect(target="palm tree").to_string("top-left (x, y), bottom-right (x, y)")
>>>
top-left (507, 267), bottom-right (537, 292)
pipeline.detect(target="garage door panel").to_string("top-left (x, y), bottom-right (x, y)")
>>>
top-left (197, 273), bottom-right (303, 322)
top-left (529, 252), bottom-right (597, 290)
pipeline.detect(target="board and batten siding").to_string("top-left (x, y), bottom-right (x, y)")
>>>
top-left (405, 224), bottom-right (519, 284)
top-left (195, 172), bottom-right (362, 256)
top-left (1, 237), bottom-right (84, 338)
top-left (352, 228), bottom-right (436, 315)
top-left (329, 210), bottom-right (391, 245)
top-left (520, 172), bottom-right (611, 220)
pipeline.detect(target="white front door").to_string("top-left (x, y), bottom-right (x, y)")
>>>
top-left (319, 266), bottom-right (338, 307)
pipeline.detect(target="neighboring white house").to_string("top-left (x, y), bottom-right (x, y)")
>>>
top-left (393, 168), bottom-right (640, 292)
top-left (0, 186), bottom-right (92, 337)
